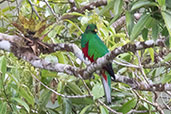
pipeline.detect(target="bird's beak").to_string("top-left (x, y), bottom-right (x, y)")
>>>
top-left (94, 29), bottom-right (98, 33)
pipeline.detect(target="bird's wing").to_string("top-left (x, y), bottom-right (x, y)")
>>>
top-left (88, 34), bottom-right (109, 60)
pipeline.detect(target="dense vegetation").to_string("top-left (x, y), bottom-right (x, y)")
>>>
top-left (0, 0), bottom-right (171, 113)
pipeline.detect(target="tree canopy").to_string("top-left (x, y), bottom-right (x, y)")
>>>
top-left (0, 0), bottom-right (171, 114)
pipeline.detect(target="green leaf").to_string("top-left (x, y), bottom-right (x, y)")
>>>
top-left (91, 83), bottom-right (104, 100)
top-left (119, 98), bottom-right (137, 114)
top-left (162, 10), bottom-right (171, 37)
top-left (113, 0), bottom-right (123, 16)
top-left (67, 82), bottom-right (83, 95)
top-left (109, 14), bottom-right (120, 26)
top-left (155, 67), bottom-right (165, 77)
top-left (126, 11), bottom-right (134, 36)
top-left (64, 19), bottom-right (83, 33)
top-left (0, 28), bottom-right (7, 33)
top-left (164, 53), bottom-right (171, 61)
top-left (166, 0), bottom-right (171, 9)
top-left (70, 98), bottom-right (94, 105)
top-left (80, 105), bottom-right (92, 114)
top-left (41, 69), bottom-right (57, 77)
top-left (19, 85), bottom-right (34, 107)
top-left (0, 102), bottom-right (7, 114)
top-left (165, 36), bottom-right (170, 47)
top-left (131, 0), bottom-right (158, 11)
top-left (56, 52), bottom-right (67, 64)
top-left (39, 90), bottom-right (51, 109)
top-left (130, 14), bottom-right (152, 41)
top-left (100, 105), bottom-right (109, 114)
top-left (162, 73), bottom-right (171, 84)
top-left (148, 48), bottom-right (154, 62)
top-left (0, 56), bottom-right (7, 80)
top-left (157, 0), bottom-right (165, 6)
top-left (152, 22), bottom-right (159, 40)
top-left (12, 98), bottom-right (30, 113)
top-left (2, 6), bottom-right (16, 13)
top-left (63, 12), bottom-right (84, 17)
top-left (45, 55), bottom-right (58, 63)
top-left (142, 28), bottom-right (148, 41)
top-left (99, 0), bottom-right (115, 15)
top-left (63, 98), bottom-right (72, 114)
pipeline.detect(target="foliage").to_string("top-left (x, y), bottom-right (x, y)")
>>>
top-left (0, 0), bottom-right (171, 114)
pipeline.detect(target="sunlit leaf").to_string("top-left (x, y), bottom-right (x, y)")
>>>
top-left (67, 82), bottom-right (83, 95)
top-left (56, 52), bottom-right (67, 64)
top-left (119, 98), bottom-right (137, 114)
top-left (164, 53), bottom-right (171, 61)
top-left (91, 83), bottom-right (104, 100)
top-left (41, 69), bottom-right (57, 77)
top-left (80, 105), bottom-right (92, 114)
top-left (148, 48), bottom-right (154, 62)
top-left (70, 98), bottom-right (94, 105)
top-left (113, 0), bottom-right (123, 16)
top-left (63, 98), bottom-right (72, 114)
top-left (126, 11), bottom-right (134, 36)
top-left (157, 0), bottom-right (165, 6)
top-left (162, 10), bottom-right (171, 37)
top-left (64, 19), bottom-right (83, 33)
top-left (131, 0), bottom-right (158, 11)
top-left (2, 6), bottom-right (16, 13)
top-left (39, 90), bottom-right (51, 109)
top-left (99, 0), bottom-right (115, 15)
top-left (19, 85), bottom-right (34, 107)
top-left (0, 56), bottom-right (7, 81)
top-left (162, 72), bottom-right (171, 83)
top-left (0, 102), bottom-right (7, 114)
top-left (100, 105), bottom-right (109, 114)
top-left (12, 98), bottom-right (30, 113)
top-left (130, 14), bottom-right (152, 41)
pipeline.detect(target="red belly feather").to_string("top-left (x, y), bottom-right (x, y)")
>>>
top-left (82, 42), bottom-right (107, 81)
top-left (82, 42), bottom-right (94, 62)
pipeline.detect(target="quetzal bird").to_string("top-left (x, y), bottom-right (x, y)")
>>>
top-left (81, 24), bottom-right (115, 104)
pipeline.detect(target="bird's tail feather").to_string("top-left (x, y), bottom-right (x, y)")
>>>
top-left (101, 71), bottom-right (111, 104)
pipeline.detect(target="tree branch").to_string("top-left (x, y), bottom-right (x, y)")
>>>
top-left (82, 39), bottom-right (165, 79)
top-left (0, 33), bottom-right (169, 92)
top-left (28, 0), bottom-right (41, 20)
top-left (60, 0), bottom-right (107, 20)
top-left (31, 73), bottom-right (91, 98)
top-left (112, 13), bottom-right (142, 32)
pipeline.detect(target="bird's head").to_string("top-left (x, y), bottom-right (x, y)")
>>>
top-left (85, 24), bottom-right (97, 33)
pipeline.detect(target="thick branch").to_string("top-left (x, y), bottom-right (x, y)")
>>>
top-left (112, 13), bottom-right (141, 31)
top-left (116, 75), bottom-right (171, 91)
top-left (60, 0), bottom-right (107, 20)
top-left (0, 33), bottom-right (169, 92)
top-left (82, 39), bottom-right (165, 78)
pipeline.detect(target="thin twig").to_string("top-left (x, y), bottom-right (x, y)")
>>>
top-left (43, 0), bottom-right (58, 19)
top-left (31, 73), bottom-right (91, 98)
top-left (15, 0), bottom-right (20, 15)
top-left (68, 0), bottom-right (77, 12)
top-left (0, 72), bottom-right (13, 111)
top-left (28, 0), bottom-right (41, 20)
top-left (97, 99), bottom-right (122, 114)
top-left (136, 51), bottom-right (150, 85)
top-left (113, 59), bottom-right (140, 68)
top-left (78, 74), bottom-right (92, 96)
top-left (133, 90), bottom-right (164, 114)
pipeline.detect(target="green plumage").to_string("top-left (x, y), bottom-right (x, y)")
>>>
top-left (81, 26), bottom-right (109, 60)
top-left (81, 24), bottom-right (115, 104)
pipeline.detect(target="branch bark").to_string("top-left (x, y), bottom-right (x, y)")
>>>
top-left (0, 33), bottom-right (169, 92)
top-left (60, 0), bottom-right (107, 20)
